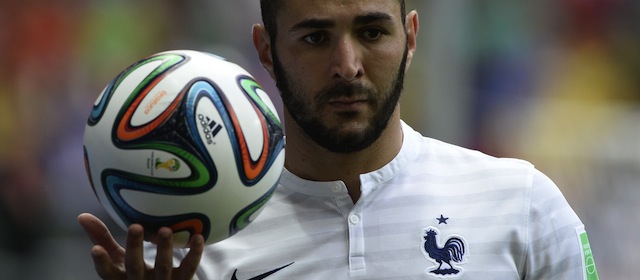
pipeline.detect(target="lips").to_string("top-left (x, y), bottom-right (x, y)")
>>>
top-left (327, 98), bottom-right (368, 110)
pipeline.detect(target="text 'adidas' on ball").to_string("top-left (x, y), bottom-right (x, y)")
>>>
top-left (83, 50), bottom-right (284, 246)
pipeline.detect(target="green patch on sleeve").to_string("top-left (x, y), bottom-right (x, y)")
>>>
top-left (578, 228), bottom-right (599, 280)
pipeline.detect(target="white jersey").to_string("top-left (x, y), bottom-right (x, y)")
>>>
top-left (149, 121), bottom-right (598, 279)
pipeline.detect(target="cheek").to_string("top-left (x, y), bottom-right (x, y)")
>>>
top-left (370, 42), bottom-right (406, 75)
top-left (365, 56), bottom-right (400, 90)
top-left (286, 65), bottom-right (324, 99)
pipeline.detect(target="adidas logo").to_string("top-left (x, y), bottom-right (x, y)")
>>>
top-left (198, 114), bottom-right (223, 144)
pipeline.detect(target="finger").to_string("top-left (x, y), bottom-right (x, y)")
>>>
top-left (154, 227), bottom-right (174, 280)
top-left (175, 234), bottom-right (204, 279)
top-left (78, 213), bottom-right (126, 263)
top-left (91, 245), bottom-right (124, 279)
top-left (124, 224), bottom-right (147, 279)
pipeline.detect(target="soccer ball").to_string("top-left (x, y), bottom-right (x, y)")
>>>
top-left (83, 50), bottom-right (284, 246)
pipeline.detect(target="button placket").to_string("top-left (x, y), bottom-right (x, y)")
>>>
top-left (347, 206), bottom-right (365, 270)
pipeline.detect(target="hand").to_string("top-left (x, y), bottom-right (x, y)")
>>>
top-left (77, 213), bottom-right (204, 279)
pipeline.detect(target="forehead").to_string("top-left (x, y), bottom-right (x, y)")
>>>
top-left (277, 0), bottom-right (402, 26)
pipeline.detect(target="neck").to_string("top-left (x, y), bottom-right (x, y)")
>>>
top-left (283, 110), bottom-right (403, 202)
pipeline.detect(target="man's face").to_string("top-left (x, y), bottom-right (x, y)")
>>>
top-left (271, 0), bottom-right (409, 153)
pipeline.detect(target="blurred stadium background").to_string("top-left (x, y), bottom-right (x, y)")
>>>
top-left (1, 0), bottom-right (638, 278)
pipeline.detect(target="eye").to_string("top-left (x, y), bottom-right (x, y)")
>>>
top-left (361, 28), bottom-right (383, 41)
top-left (303, 32), bottom-right (327, 45)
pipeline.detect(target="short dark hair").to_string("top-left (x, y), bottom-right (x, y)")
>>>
top-left (259, 0), bottom-right (406, 41)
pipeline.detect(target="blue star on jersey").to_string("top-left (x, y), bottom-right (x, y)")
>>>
top-left (437, 214), bottom-right (449, 224)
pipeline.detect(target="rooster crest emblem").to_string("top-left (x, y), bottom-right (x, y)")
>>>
top-left (421, 227), bottom-right (467, 276)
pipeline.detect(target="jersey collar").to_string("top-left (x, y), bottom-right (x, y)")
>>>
top-left (279, 121), bottom-right (421, 197)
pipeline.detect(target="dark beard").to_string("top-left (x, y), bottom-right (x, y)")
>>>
top-left (272, 45), bottom-right (408, 154)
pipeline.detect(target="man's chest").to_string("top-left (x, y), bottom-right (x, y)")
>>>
top-left (203, 193), bottom-right (526, 279)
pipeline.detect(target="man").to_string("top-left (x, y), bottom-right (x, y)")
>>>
top-left (79, 0), bottom-right (598, 279)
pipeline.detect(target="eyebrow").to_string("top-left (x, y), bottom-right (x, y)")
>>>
top-left (290, 18), bottom-right (335, 32)
top-left (289, 12), bottom-right (394, 33)
top-left (354, 12), bottom-right (394, 25)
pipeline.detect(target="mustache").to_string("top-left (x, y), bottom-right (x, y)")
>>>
top-left (314, 82), bottom-right (374, 105)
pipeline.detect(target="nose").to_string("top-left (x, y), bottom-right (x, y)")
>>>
top-left (331, 37), bottom-right (363, 82)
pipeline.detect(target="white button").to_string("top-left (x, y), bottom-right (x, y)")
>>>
top-left (332, 185), bottom-right (342, 193)
top-left (349, 214), bottom-right (360, 224)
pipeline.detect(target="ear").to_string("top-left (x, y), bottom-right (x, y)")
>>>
top-left (252, 24), bottom-right (276, 80)
top-left (404, 10), bottom-right (419, 71)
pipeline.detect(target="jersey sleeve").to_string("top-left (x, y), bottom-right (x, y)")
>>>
top-left (523, 169), bottom-right (599, 279)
